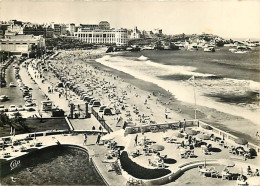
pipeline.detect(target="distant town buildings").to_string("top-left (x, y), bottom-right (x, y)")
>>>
top-left (0, 19), bottom-right (168, 50)
top-left (23, 25), bottom-right (54, 38)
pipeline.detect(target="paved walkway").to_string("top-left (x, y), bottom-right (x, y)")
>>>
top-left (70, 118), bottom-right (103, 131)
top-left (27, 61), bottom-right (71, 114)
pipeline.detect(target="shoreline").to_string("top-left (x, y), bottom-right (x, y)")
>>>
top-left (86, 55), bottom-right (259, 146)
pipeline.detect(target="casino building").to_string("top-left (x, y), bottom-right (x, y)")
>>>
top-left (73, 21), bottom-right (128, 46)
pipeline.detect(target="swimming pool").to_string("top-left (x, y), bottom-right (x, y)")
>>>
top-left (1, 146), bottom-right (106, 185)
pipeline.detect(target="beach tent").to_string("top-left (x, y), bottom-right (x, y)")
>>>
top-left (197, 134), bottom-right (211, 140)
top-left (235, 138), bottom-right (248, 145)
top-left (103, 108), bottom-right (112, 115)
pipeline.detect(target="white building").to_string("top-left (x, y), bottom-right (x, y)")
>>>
top-left (6, 24), bottom-right (23, 35)
top-left (153, 28), bottom-right (163, 36)
top-left (74, 28), bottom-right (128, 46)
top-left (0, 34), bottom-right (45, 56)
top-left (130, 26), bottom-right (141, 39)
top-left (66, 23), bottom-right (76, 35)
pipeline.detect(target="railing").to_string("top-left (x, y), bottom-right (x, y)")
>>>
top-left (199, 121), bottom-right (260, 153)
top-left (123, 119), bottom-right (260, 153)
top-left (91, 107), bottom-right (113, 134)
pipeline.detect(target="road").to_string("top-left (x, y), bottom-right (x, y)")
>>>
top-left (0, 63), bottom-right (25, 108)
top-left (0, 59), bottom-right (47, 116)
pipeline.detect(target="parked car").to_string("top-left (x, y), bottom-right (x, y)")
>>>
top-left (0, 105), bottom-right (8, 112)
top-left (17, 105), bottom-right (25, 111)
top-left (25, 102), bottom-right (36, 108)
top-left (0, 95), bottom-right (9, 102)
top-left (27, 107), bottom-right (36, 112)
top-left (9, 82), bottom-right (16, 87)
top-left (9, 105), bottom-right (17, 112)
top-left (24, 96), bottom-right (32, 101)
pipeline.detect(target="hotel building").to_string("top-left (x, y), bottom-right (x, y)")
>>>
top-left (74, 21), bottom-right (128, 46)
top-left (74, 28), bottom-right (128, 46)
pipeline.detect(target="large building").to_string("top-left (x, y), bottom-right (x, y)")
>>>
top-left (54, 24), bottom-right (61, 36)
top-left (67, 23), bottom-right (75, 36)
top-left (130, 26), bottom-right (141, 39)
top-left (74, 28), bottom-right (128, 46)
top-left (0, 35), bottom-right (45, 56)
top-left (23, 25), bottom-right (54, 38)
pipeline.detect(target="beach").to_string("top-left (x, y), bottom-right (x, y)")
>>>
top-left (40, 48), bottom-right (259, 146)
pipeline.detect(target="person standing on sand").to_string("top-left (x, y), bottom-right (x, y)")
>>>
top-left (135, 134), bottom-right (138, 146)
top-left (179, 121), bottom-right (182, 130)
top-left (96, 133), bottom-right (101, 144)
top-left (183, 119), bottom-right (186, 131)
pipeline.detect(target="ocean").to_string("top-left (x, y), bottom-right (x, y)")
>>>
top-left (96, 47), bottom-right (260, 125)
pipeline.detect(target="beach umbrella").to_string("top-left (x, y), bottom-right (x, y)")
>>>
top-left (174, 133), bottom-right (184, 138)
top-left (235, 138), bottom-right (248, 145)
top-left (201, 125), bottom-right (212, 130)
top-left (197, 134), bottom-right (211, 140)
top-left (247, 177), bottom-right (260, 186)
top-left (185, 130), bottom-right (197, 136)
top-left (218, 159), bottom-right (235, 167)
top-left (151, 144), bottom-right (165, 151)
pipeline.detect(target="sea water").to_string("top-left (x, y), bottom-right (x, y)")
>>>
top-left (96, 47), bottom-right (260, 125)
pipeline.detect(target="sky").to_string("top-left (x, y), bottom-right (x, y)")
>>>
top-left (0, 0), bottom-right (259, 39)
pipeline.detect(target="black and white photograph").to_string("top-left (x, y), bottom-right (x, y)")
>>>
top-left (0, 0), bottom-right (259, 185)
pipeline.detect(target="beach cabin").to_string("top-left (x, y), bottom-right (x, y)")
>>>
top-left (103, 108), bottom-right (112, 115)
top-left (41, 101), bottom-right (53, 111)
top-left (93, 101), bottom-right (101, 107)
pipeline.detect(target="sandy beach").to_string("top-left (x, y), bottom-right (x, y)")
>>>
top-left (36, 49), bottom-right (259, 147)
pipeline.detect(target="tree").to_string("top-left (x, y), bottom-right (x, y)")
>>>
top-left (11, 112), bottom-right (29, 132)
top-left (0, 112), bottom-right (11, 127)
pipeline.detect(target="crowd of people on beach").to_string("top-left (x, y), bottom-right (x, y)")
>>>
top-left (34, 50), bottom-right (186, 129)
